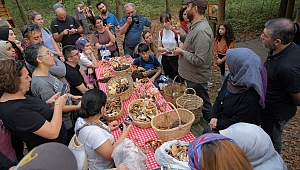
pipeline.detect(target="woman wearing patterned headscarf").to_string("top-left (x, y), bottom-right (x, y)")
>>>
top-left (0, 28), bottom-right (24, 60)
top-left (188, 133), bottom-right (252, 170)
top-left (205, 48), bottom-right (267, 133)
top-left (220, 123), bottom-right (287, 170)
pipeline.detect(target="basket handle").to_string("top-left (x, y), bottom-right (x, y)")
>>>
top-left (166, 102), bottom-right (182, 128)
top-left (184, 88), bottom-right (196, 95)
top-left (183, 100), bottom-right (192, 109)
top-left (173, 75), bottom-right (183, 84)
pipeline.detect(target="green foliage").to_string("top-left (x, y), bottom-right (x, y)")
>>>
top-left (5, 0), bottom-right (300, 33)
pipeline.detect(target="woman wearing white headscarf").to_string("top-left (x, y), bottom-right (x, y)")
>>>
top-left (220, 123), bottom-right (288, 170)
top-left (205, 48), bottom-right (267, 133)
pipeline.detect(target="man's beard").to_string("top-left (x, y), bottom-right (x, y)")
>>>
top-left (262, 40), bottom-right (276, 51)
top-left (187, 10), bottom-right (194, 22)
top-left (101, 10), bottom-right (107, 15)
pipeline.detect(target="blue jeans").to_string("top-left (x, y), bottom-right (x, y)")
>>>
top-left (185, 79), bottom-right (212, 122)
top-left (259, 115), bottom-right (288, 153)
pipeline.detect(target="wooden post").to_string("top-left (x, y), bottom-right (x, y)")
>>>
top-left (218, 0), bottom-right (225, 23)
top-left (15, 0), bottom-right (27, 25)
top-left (285, 0), bottom-right (295, 19)
top-left (213, 22), bottom-right (216, 38)
top-left (116, 0), bottom-right (122, 21)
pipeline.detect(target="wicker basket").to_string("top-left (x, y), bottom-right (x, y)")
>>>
top-left (112, 60), bottom-right (131, 75)
top-left (176, 88), bottom-right (203, 124)
top-left (163, 75), bottom-right (187, 106)
top-left (128, 99), bottom-right (158, 128)
top-left (103, 97), bottom-right (124, 121)
top-left (106, 73), bottom-right (133, 101)
top-left (151, 102), bottom-right (194, 141)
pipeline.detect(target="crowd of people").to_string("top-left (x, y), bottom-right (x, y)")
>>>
top-left (0, 0), bottom-right (300, 169)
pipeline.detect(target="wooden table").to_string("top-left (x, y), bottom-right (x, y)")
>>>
top-left (95, 58), bottom-right (195, 169)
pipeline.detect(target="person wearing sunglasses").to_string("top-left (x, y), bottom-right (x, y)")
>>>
top-left (21, 24), bottom-right (67, 84)
top-left (63, 45), bottom-right (94, 96)
top-left (0, 58), bottom-right (68, 153)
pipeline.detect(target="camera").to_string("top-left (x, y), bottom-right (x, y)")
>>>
top-left (131, 14), bottom-right (139, 25)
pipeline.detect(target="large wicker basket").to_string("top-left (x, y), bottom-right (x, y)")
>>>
top-left (163, 75), bottom-right (187, 106)
top-left (176, 88), bottom-right (203, 124)
top-left (151, 102), bottom-right (194, 141)
top-left (128, 99), bottom-right (158, 128)
top-left (106, 73), bottom-right (133, 101)
top-left (103, 97), bottom-right (124, 121)
top-left (112, 60), bottom-right (131, 75)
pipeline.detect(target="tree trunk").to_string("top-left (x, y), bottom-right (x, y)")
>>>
top-left (166, 0), bottom-right (171, 14)
top-left (16, 0), bottom-right (27, 25)
top-left (278, 0), bottom-right (288, 17)
top-left (116, 0), bottom-right (122, 21)
top-left (218, 0), bottom-right (226, 23)
top-left (285, 0), bottom-right (295, 19)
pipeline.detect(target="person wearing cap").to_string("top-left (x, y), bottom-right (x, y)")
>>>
top-left (173, 0), bottom-right (213, 122)
top-left (75, 37), bottom-right (98, 75)
top-left (260, 18), bottom-right (300, 153)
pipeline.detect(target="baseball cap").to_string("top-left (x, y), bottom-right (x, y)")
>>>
top-left (15, 142), bottom-right (78, 170)
top-left (184, 0), bottom-right (208, 10)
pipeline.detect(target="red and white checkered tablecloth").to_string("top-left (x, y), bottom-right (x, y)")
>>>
top-left (95, 58), bottom-right (195, 169)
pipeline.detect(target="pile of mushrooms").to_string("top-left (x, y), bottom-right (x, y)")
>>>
top-left (104, 98), bottom-right (122, 117)
top-left (108, 78), bottom-right (129, 95)
top-left (129, 100), bottom-right (157, 123)
top-left (112, 57), bottom-right (130, 71)
top-left (165, 143), bottom-right (189, 162)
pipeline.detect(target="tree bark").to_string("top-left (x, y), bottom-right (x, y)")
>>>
top-left (16, 0), bottom-right (27, 25)
top-left (285, 0), bottom-right (295, 19)
top-left (116, 0), bottom-right (122, 21)
top-left (278, 0), bottom-right (288, 17)
top-left (218, 0), bottom-right (226, 23)
top-left (166, 0), bottom-right (171, 14)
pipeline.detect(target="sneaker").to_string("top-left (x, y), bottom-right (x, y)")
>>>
top-left (207, 81), bottom-right (214, 88)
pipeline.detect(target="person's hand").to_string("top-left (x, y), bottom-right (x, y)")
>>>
top-left (150, 77), bottom-right (155, 83)
top-left (216, 58), bottom-right (223, 65)
top-left (62, 29), bottom-right (69, 35)
top-left (55, 94), bottom-right (67, 107)
top-left (171, 25), bottom-right (180, 34)
top-left (14, 40), bottom-right (22, 49)
top-left (71, 95), bottom-right (82, 101)
top-left (209, 118), bottom-right (218, 130)
top-left (59, 56), bottom-right (65, 62)
top-left (173, 47), bottom-right (184, 56)
top-left (46, 92), bottom-right (61, 106)
top-left (87, 84), bottom-right (94, 89)
top-left (126, 16), bottom-right (132, 24)
top-left (108, 120), bottom-right (118, 131)
top-left (137, 66), bottom-right (145, 71)
top-left (104, 25), bottom-right (110, 31)
top-left (8, 166), bottom-right (16, 170)
top-left (69, 28), bottom-right (76, 34)
top-left (88, 68), bottom-right (94, 75)
top-left (85, 49), bottom-right (93, 55)
top-left (121, 123), bottom-right (132, 136)
top-left (107, 23), bottom-right (113, 29)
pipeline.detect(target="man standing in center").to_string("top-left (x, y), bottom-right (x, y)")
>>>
top-left (174, 0), bottom-right (213, 121)
top-left (120, 3), bottom-right (155, 57)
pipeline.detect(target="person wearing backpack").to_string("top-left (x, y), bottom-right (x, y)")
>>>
top-left (157, 12), bottom-right (183, 80)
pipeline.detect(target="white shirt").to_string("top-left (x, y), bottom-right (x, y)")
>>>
top-left (158, 28), bottom-right (181, 49)
top-left (75, 117), bottom-right (115, 170)
top-left (79, 53), bottom-right (92, 73)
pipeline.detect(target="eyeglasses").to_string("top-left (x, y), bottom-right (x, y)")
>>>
top-left (38, 50), bottom-right (52, 57)
top-left (22, 24), bottom-right (40, 37)
top-left (70, 52), bottom-right (80, 58)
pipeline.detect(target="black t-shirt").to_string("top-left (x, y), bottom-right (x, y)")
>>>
top-left (0, 96), bottom-right (68, 151)
top-left (261, 43), bottom-right (300, 120)
top-left (65, 63), bottom-right (86, 96)
top-left (50, 15), bottom-right (81, 47)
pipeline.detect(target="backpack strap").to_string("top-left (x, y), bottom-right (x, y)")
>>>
top-left (42, 27), bottom-right (51, 34)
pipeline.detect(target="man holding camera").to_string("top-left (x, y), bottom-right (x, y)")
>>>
top-left (120, 3), bottom-right (155, 57)
top-left (51, 8), bottom-right (83, 47)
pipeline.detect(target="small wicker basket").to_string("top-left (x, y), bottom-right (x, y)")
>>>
top-left (128, 99), bottom-right (158, 128)
top-left (151, 102), bottom-right (194, 141)
top-left (112, 60), bottom-right (131, 75)
top-left (163, 75), bottom-right (187, 106)
top-left (106, 73), bottom-right (133, 101)
top-left (176, 88), bottom-right (203, 124)
top-left (103, 97), bottom-right (124, 121)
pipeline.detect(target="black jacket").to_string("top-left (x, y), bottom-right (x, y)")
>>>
top-left (210, 76), bottom-right (261, 130)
